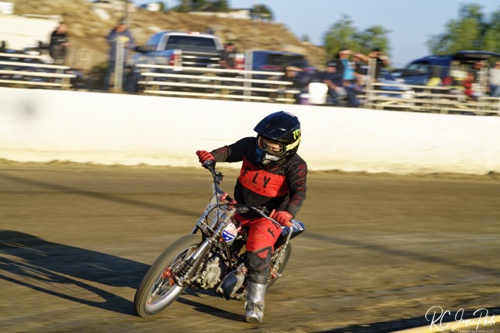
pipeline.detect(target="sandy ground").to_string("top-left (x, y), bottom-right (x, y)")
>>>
top-left (1, 161), bottom-right (499, 333)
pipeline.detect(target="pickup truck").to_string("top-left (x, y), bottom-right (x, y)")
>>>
top-left (128, 31), bottom-right (233, 92)
top-left (130, 30), bottom-right (225, 69)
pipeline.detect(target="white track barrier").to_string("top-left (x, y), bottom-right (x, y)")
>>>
top-left (1, 87), bottom-right (500, 174)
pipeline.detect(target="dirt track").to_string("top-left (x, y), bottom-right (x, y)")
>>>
top-left (1, 161), bottom-right (500, 333)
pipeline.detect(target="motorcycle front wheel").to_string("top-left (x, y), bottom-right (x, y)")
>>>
top-left (134, 234), bottom-right (202, 317)
top-left (267, 242), bottom-right (292, 289)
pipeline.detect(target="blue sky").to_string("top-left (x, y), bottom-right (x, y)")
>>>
top-left (132, 0), bottom-right (500, 67)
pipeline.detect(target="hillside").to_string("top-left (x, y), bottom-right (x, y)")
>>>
top-left (13, 0), bottom-right (327, 71)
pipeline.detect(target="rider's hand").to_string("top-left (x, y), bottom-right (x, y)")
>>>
top-left (270, 210), bottom-right (294, 227)
top-left (196, 150), bottom-right (214, 166)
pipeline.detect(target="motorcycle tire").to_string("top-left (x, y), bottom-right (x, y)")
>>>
top-left (134, 234), bottom-right (202, 317)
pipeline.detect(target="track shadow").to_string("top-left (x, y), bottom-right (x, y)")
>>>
top-left (0, 230), bottom-right (150, 316)
top-left (176, 290), bottom-right (244, 322)
top-left (315, 307), bottom-right (500, 332)
top-left (0, 172), bottom-right (198, 217)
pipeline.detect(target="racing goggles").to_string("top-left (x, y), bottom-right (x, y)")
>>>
top-left (257, 136), bottom-right (285, 156)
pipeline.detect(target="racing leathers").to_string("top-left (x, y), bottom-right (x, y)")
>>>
top-left (209, 136), bottom-right (307, 284)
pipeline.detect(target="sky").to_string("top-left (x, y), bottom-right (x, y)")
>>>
top-left (132, 0), bottom-right (500, 67)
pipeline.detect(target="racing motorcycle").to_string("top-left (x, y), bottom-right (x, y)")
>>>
top-left (134, 161), bottom-right (305, 317)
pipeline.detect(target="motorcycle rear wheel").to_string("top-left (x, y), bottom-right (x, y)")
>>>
top-left (134, 234), bottom-right (202, 317)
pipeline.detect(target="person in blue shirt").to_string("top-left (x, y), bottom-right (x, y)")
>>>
top-left (320, 62), bottom-right (360, 107)
top-left (104, 19), bottom-right (135, 91)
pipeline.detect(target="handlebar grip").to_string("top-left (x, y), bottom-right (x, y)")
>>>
top-left (202, 159), bottom-right (215, 169)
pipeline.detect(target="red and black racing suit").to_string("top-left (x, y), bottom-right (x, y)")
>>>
top-left (210, 137), bottom-right (307, 284)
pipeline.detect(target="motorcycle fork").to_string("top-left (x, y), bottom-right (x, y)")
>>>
top-left (175, 239), bottom-right (213, 285)
top-left (270, 227), bottom-right (294, 278)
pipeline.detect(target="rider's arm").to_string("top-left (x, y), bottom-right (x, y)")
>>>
top-left (284, 156), bottom-right (307, 217)
top-left (211, 137), bottom-right (255, 163)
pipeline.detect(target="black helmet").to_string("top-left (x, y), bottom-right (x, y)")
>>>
top-left (254, 111), bottom-right (301, 167)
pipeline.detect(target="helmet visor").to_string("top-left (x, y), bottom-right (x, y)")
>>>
top-left (257, 136), bottom-right (285, 156)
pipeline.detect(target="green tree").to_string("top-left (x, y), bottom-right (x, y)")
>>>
top-left (173, 0), bottom-right (228, 12)
top-left (191, 0), bottom-right (208, 11)
top-left (483, 10), bottom-right (500, 51)
top-left (208, 0), bottom-right (229, 12)
top-left (427, 4), bottom-right (500, 54)
top-left (323, 15), bottom-right (390, 60)
top-left (157, 1), bottom-right (167, 11)
top-left (175, 0), bottom-right (192, 12)
top-left (356, 26), bottom-right (391, 55)
top-left (251, 4), bottom-right (273, 22)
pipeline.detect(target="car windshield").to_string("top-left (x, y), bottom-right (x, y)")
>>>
top-left (266, 54), bottom-right (308, 68)
top-left (163, 36), bottom-right (217, 50)
top-left (404, 61), bottom-right (431, 76)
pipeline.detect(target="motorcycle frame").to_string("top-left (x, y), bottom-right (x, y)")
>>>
top-left (177, 162), bottom-right (295, 287)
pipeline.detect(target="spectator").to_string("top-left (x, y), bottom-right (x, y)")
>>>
top-left (283, 65), bottom-right (307, 104)
top-left (104, 19), bottom-right (135, 91)
top-left (463, 70), bottom-right (483, 100)
top-left (471, 61), bottom-right (484, 82)
top-left (426, 65), bottom-right (443, 87)
top-left (489, 61), bottom-right (500, 97)
top-left (368, 47), bottom-right (389, 81)
top-left (351, 52), bottom-right (370, 90)
top-left (331, 48), bottom-right (356, 85)
top-left (49, 21), bottom-right (70, 65)
top-left (219, 41), bottom-right (238, 70)
top-left (320, 62), bottom-right (359, 107)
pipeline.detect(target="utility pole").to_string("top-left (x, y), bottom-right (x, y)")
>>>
top-left (123, 0), bottom-right (129, 24)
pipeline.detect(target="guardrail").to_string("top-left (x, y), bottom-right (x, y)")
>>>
top-left (364, 82), bottom-right (500, 116)
top-left (0, 52), bottom-right (77, 89)
top-left (135, 64), bottom-right (301, 103)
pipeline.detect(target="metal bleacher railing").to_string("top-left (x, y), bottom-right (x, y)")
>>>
top-left (0, 52), bottom-right (77, 89)
top-left (135, 64), bottom-right (300, 103)
top-left (1, 49), bottom-right (499, 116)
top-left (363, 82), bottom-right (500, 116)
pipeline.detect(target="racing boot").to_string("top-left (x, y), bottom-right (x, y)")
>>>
top-left (245, 281), bottom-right (266, 323)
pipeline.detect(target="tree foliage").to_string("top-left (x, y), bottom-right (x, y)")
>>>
top-left (174, 0), bottom-right (229, 12)
top-left (323, 15), bottom-right (391, 61)
top-left (251, 4), bottom-right (273, 22)
top-left (427, 4), bottom-right (500, 54)
top-left (157, 1), bottom-right (167, 11)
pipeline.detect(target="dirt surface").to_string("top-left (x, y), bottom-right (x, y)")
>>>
top-left (1, 161), bottom-right (500, 333)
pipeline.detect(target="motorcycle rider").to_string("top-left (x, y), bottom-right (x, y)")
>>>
top-left (196, 111), bottom-right (307, 323)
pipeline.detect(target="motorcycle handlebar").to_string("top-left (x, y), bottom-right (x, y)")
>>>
top-left (203, 159), bottom-right (289, 229)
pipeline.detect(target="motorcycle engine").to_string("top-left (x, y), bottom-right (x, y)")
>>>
top-left (198, 255), bottom-right (224, 289)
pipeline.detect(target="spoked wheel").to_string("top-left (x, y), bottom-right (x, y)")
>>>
top-left (134, 234), bottom-right (201, 317)
top-left (267, 243), bottom-right (292, 289)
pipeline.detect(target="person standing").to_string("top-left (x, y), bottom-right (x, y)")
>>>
top-left (320, 62), bottom-right (360, 107)
top-left (331, 49), bottom-right (356, 86)
top-left (104, 19), bottom-right (135, 91)
top-left (488, 61), bottom-right (500, 97)
top-left (49, 21), bottom-right (70, 65)
top-left (368, 47), bottom-right (389, 81)
top-left (219, 40), bottom-right (238, 70)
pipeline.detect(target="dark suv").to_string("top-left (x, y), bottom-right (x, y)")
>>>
top-left (248, 50), bottom-right (318, 87)
top-left (249, 50), bottom-right (312, 71)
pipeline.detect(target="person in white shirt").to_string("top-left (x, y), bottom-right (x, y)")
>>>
top-left (488, 61), bottom-right (500, 97)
